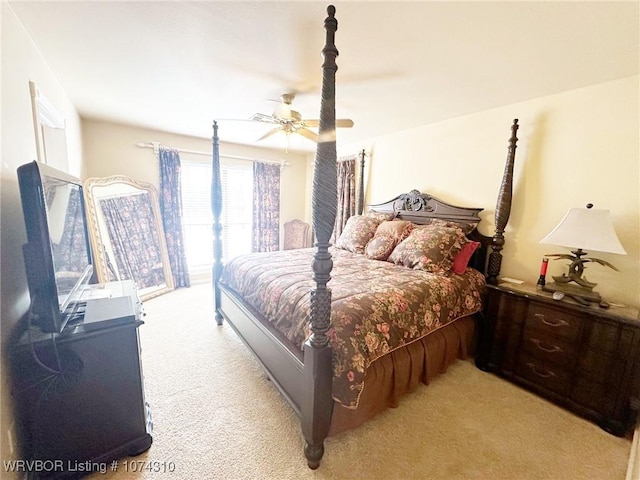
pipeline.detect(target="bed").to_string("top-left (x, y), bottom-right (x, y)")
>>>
top-left (211, 6), bottom-right (519, 469)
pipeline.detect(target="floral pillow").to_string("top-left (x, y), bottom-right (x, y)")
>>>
top-left (365, 220), bottom-right (414, 261)
top-left (388, 223), bottom-right (466, 274)
top-left (366, 210), bottom-right (397, 223)
top-left (376, 219), bottom-right (414, 240)
top-left (412, 218), bottom-right (478, 236)
top-left (335, 215), bottom-right (382, 254)
top-left (365, 235), bottom-right (397, 261)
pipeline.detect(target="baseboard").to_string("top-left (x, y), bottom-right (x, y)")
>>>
top-left (626, 421), bottom-right (640, 480)
top-left (188, 269), bottom-right (212, 285)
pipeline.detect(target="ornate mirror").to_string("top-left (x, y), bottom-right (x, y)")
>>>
top-left (83, 176), bottom-right (175, 300)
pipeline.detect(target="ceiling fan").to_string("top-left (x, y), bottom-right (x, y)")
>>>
top-left (250, 93), bottom-right (354, 143)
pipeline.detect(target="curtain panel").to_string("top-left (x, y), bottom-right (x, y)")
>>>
top-left (159, 147), bottom-right (190, 288)
top-left (53, 186), bottom-right (89, 274)
top-left (99, 195), bottom-right (166, 289)
top-left (252, 162), bottom-right (281, 252)
top-left (333, 155), bottom-right (357, 241)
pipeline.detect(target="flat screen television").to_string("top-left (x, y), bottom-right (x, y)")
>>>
top-left (18, 161), bottom-right (94, 333)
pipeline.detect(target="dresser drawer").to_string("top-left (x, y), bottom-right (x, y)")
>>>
top-left (525, 303), bottom-right (582, 342)
top-left (521, 328), bottom-right (576, 366)
top-left (516, 354), bottom-right (572, 396)
top-left (571, 376), bottom-right (615, 416)
top-left (576, 349), bottom-right (625, 385)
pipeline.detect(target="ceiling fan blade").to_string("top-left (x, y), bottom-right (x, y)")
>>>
top-left (301, 119), bottom-right (354, 128)
top-left (250, 113), bottom-right (278, 123)
top-left (215, 118), bottom-right (257, 123)
top-left (257, 127), bottom-right (283, 141)
top-left (295, 127), bottom-right (319, 143)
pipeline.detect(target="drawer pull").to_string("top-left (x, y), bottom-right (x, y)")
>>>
top-left (531, 338), bottom-right (562, 353)
top-left (534, 313), bottom-right (569, 328)
top-left (526, 362), bottom-right (556, 378)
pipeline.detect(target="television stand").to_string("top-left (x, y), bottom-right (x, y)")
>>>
top-left (9, 280), bottom-right (152, 479)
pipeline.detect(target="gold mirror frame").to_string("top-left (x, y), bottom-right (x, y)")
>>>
top-left (83, 175), bottom-right (175, 301)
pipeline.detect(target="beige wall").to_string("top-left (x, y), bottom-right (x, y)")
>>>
top-left (82, 119), bottom-right (310, 248)
top-left (1, 4), bottom-right (84, 474)
top-left (342, 75), bottom-right (639, 308)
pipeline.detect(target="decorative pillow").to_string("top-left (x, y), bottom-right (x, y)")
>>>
top-left (335, 215), bottom-right (382, 254)
top-left (364, 220), bottom-right (415, 261)
top-left (366, 210), bottom-right (397, 223)
top-left (365, 234), bottom-right (397, 261)
top-left (451, 240), bottom-right (481, 274)
top-left (375, 219), bottom-right (414, 241)
top-left (412, 218), bottom-right (478, 236)
top-left (388, 223), bottom-right (466, 274)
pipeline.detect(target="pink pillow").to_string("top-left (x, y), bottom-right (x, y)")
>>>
top-left (452, 240), bottom-right (481, 274)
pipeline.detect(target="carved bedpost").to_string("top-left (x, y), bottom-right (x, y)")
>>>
top-left (356, 149), bottom-right (366, 215)
top-left (302, 5), bottom-right (338, 470)
top-left (487, 119), bottom-right (519, 285)
top-left (211, 121), bottom-right (224, 325)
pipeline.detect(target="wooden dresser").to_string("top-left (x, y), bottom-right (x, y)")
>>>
top-left (10, 281), bottom-right (152, 479)
top-left (482, 282), bottom-right (640, 436)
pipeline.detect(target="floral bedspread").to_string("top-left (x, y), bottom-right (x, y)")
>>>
top-left (220, 247), bottom-right (485, 408)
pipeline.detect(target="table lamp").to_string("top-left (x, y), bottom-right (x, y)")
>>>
top-left (539, 203), bottom-right (626, 304)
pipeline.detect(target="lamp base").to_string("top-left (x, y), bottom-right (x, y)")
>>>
top-left (543, 282), bottom-right (602, 305)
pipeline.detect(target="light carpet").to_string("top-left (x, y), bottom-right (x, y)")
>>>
top-left (90, 283), bottom-right (631, 480)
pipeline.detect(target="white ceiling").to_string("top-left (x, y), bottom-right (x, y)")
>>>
top-left (10, 1), bottom-right (639, 153)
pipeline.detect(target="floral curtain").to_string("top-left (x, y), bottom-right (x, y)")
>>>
top-left (51, 186), bottom-right (89, 275)
top-left (99, 194), bottom-right (167, 289)
top-left (159, 147), bottom-right (190, 288)
top-left (333, 155), bottom-right (357, 241)
top-left (252, 161), bottom-right (280, 252)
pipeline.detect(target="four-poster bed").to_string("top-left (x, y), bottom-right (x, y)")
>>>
top-left (211, 5), bottom-right (519, 469)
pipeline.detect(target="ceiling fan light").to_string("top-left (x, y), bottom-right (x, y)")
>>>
top-left (290, 110), bottom-right (302, 122)
top-left (274, 103), bottom-right (291, 119)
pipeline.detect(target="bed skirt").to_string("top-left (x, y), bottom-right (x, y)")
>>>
top-left (329, 314), bottom-right (476, 436)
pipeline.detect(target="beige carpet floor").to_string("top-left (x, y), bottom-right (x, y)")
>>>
top-left (90, 283), bottom-right (631, 480)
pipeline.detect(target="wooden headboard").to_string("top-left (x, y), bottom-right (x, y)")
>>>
top-left (361, 118), bottom-right (519, 284)
top-left (368, 190), bottom-right (491, 275)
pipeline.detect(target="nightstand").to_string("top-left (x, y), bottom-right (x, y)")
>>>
top-left (480, 282), bottom-right (640, 436)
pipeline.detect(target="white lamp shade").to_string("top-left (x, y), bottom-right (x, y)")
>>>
top-left (540, 208), bottom-right (627, 255)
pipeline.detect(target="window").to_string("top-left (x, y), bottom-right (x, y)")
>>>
top-left (180, 158), bottom-right (253, 273)
top-left (219, 164), bottom-right (253, 261)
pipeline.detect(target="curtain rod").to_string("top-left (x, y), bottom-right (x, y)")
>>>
top-left (135, 142), bottom-right (289, 166)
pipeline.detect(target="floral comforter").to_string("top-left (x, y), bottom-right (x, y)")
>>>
top-left (220, 247), bottom-right (485, 408)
